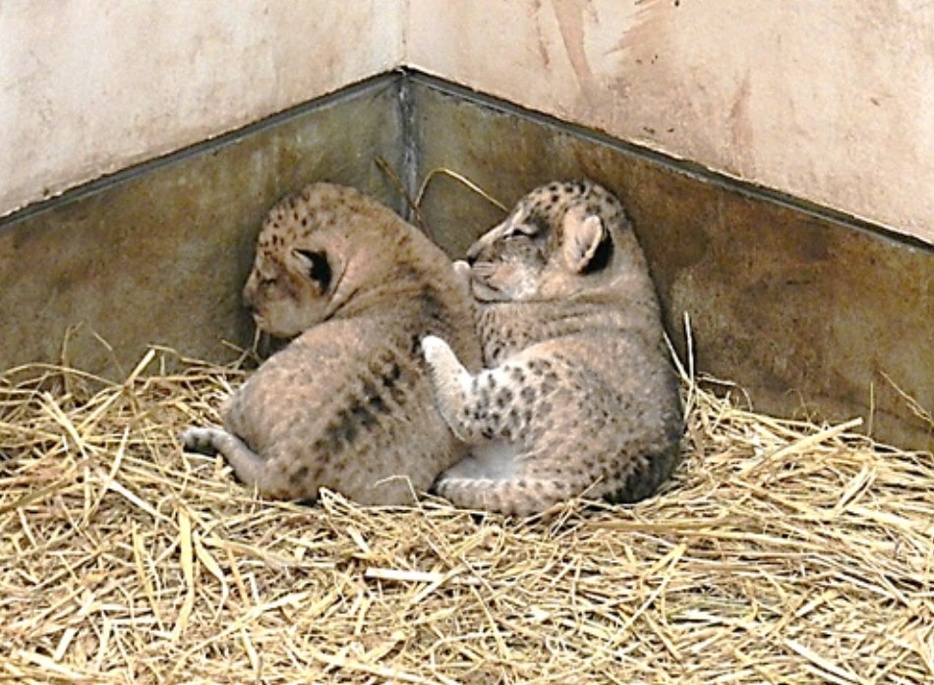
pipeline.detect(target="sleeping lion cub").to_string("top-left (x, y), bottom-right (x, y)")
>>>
top-left (182, 183), bottom-right (481, 505)
top-left (422, 180), bottom-right (682, 515)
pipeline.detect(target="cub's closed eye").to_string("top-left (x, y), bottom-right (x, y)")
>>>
top-left (519, 222), bottom-right (542, 236)
top-left (295, 249), bottom-right (332, 291)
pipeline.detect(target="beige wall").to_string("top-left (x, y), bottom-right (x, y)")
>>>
top-left (3, 1), bottom-right (932, 244)
top-left (408, 0), bottom-right (934, 244)
top-left (0, 1), bottom-right (403, 217)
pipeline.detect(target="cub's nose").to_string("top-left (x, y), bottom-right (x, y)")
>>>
top-left (242, 288), bottom-right (256, 314)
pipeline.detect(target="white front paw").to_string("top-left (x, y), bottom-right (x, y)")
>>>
top-left (452, 260), bottom-right (472, 295)
top-left (421, 335), bottom-right (451, 366)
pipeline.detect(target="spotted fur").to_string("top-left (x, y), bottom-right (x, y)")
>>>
top-left (422, 180), bottom-right (682, 516)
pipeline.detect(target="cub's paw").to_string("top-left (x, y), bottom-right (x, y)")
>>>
top-left (452, 260), bottom-right (471, 277)
top-left (179, 426), bottom-right (224, 456)
top-left (452, 260), bottom-right (472, 293)
top-left (421, 335), bottom-right (455, 368)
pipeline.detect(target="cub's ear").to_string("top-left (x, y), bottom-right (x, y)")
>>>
top-left (293, 249), bottom-right (332, 292)
top-left (562, 210), bottom-right (607, 273)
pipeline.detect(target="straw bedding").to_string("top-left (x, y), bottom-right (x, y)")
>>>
top-left (1, 347), bottom-right (931, 684)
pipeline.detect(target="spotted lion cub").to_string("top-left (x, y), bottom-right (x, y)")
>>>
top-left (182, 183), bottom-right (481, 505)
top-left (421, 180), bottom-right (682, 515)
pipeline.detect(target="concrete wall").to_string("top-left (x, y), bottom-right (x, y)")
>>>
top-left (0, 1), bottom-right (403, 218)
top-left (407, 0), bottom-right (934, 244)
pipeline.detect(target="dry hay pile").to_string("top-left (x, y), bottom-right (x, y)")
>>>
top-left (0, 347), bottom-right (931, 685)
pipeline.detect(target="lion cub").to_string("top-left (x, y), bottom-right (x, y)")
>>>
top-left (181, 183), bottom-right (481, 505)
top-left (421, 180), bottom-right (682, 515)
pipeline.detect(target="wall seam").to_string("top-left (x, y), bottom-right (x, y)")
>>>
top-left (397, 71), bottom-right (420, 224)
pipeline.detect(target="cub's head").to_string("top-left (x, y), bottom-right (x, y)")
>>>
top-left (243, 183), bottom-right (382, 339)
top-left (466, 180), bottom-right (628, 303)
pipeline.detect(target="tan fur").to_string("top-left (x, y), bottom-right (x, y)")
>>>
top-left (422, 180), bottom-right (682, 516)
top-left (182, 183), bottom-right (482, 505)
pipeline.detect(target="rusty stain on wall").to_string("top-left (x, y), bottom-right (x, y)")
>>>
top-left (727, 70), bottom-right (756, 176)
top-left (550, 0), bottom-right (597, 100)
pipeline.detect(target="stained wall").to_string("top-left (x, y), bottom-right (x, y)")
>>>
top-left (407, 0), bottom-right (934, 244)
top-left (1, 5), bottom-right (930, 449)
